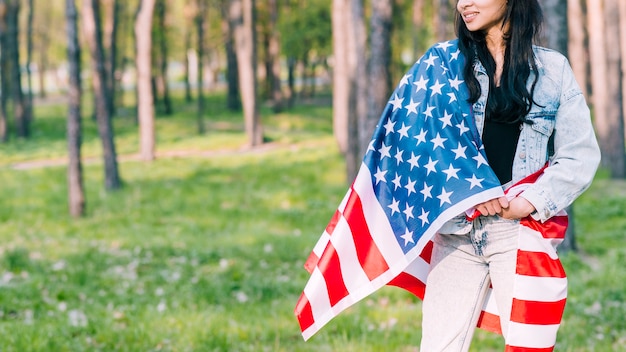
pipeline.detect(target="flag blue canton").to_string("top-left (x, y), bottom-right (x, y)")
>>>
top-left (363, 40), bottom-right (501, 254)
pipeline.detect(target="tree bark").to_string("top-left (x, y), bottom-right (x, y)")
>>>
top-left (25, 0), bottom-right (34, 123)
top-left (567, 0), bottom-right (589, 98)
top-left (267, 0), bottom-right (283, 113)
top-left (331, 0), bottom-right (349, 154)
top-left (5, 0), bottom-right (29, 138)
top-left (588, 0), bottom-right (625, 178)
top-left (221, 3), bottom-right (240, 110)
top-left (363, 0), bottom-right (392, 159)
top-left (195, 0), bottom-right (206, 134)
top-left (83, 0), bottom-right (121, 190)
top-left (619, 0), bottom-right (626, 144)
top-left (155, 0), bottom-right (172, 115)
top-left (602, 0), bottom-right (626, 178)
top-left (232, 0), bottom-right (263, 146)
top-left (135, 0), bottom-right (156, 161)
top-left (65, 0), bottom-right (85, 217)
top-left (0, 2), bottom-right (7, 142)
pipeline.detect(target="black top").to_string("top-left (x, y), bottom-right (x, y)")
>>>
top-left (483, 86), bottom-right (522, 185)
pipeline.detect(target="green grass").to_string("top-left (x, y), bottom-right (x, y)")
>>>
top-left (0, 92), bottom-right (625, 351)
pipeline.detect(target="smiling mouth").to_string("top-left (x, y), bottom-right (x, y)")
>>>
top-left (463, 12), bottom-right (478, 21)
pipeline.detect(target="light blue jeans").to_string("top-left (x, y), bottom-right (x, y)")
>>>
top-left (420, 215), bottom-right (520, 351)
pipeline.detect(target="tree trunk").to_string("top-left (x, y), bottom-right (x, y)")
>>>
top-left (567, 0), bottom-right (589, 98)
top-left (619, 0), bottom-right (626, 144)
top-left (195, 0), bottom-right (206, 134)
top-left (135, 0), bottom-right (156, 162)
top-left (183, 27), bottom-right (193, 102)
top-left (588, 0), bottom-right (625, 178)
top-left (155, 0), bottom-right (172, 115)
top-left (412, 0), bottom-right (425, 59)
top-left (83, 0), bottom-right (121, 190)
top-left (267, 0), bottom-right (283, 112)
top-left (345, 0), bottom-right (366, 182)
top-left (25, 0), bottom-right (34, 123)
top-left (602, 0), bottom-right (626, 178)
top-left (232, 0), bottom-right (263, 146)
top-left (6, 0), bottom-right (29, 138)
top-left (104, 0), bottom-right (120, 116)
top-left (221, 0), bottom-right (240, 110)
top-left (363, 0), bottom-right (392, 159)
top-left (0, 2), bottom-right (7, 142)
top-left (65, 0), bottom-right (85, 217)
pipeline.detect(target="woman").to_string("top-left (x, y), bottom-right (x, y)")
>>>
top-left (420, 0), bottom-right (600, 351)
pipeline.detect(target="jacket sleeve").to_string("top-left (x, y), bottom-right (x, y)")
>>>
top-left (520, 57), bottom-right (601, 222)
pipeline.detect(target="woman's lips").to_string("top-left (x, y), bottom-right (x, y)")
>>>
top-left (463, 12), bottom-right (478, 23)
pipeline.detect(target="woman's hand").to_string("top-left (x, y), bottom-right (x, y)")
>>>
top-left (475, 196), bottom-right (536, 220)
top-left (500, 197), bottom-right (535, 219)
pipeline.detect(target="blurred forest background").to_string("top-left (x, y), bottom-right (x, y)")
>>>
top-left (0, 0), bottom-right (624, 351)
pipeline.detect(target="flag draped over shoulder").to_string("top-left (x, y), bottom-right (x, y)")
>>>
top-left (294, 40), bottom-right (505, 340)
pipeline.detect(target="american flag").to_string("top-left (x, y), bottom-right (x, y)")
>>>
top-left (295, 39), bottom-right (570, 350)
top-left (295, 40), bottom-right (504, 340)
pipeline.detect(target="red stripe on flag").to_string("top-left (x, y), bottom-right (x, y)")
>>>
top-left (295, 293), bottom-right (315, 332)
top-left (343, 189), bottom-right (389, 280)
top-left (304, 252), bottom-right (319, 274)
top-left (505, 345), bottom-right (555, 352)
top-left (325, 210), bottom-right (342, 236)
top-left (476, 310), bottom-right (502, 334)
top-left (317, 242), bottom-right (350, 307)
top-left (387, 272), bottom-right (426, 299)
top-left (510, 298), bottom-right (566, 325)
top-left (516, 250), bottom-right (566, 278)
top-left (419, 240), bottom-right (434, 263)
top-left (520, 216), bottom-right (568, 239)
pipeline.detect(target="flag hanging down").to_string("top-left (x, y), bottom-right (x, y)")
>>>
top-left (295, 40), bottom-right (505, 340)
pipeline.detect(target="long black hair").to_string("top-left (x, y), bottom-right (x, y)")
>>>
top-left (456, 0), bottom-right (544, 124)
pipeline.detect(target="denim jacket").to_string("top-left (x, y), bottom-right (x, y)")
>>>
top-left (440, 46), bottom-right (601, 233)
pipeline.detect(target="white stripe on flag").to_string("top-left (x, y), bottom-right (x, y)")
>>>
top-left (311, 232), bottom-right (331, 258)
top-left (353, 165), bottom-right (407, 264)
top-left (330, 218), bottom-right (374, 294)
top-left (518, 227), bottom-right (559, 259)
top-left (507, 321), bottom-right (560, 348)
top-left (513, 275), bottom-right (568, 302)
top-left (402, 255), bottom-right (430, 282)
top-left (304, 269), bottom-right (331, 326)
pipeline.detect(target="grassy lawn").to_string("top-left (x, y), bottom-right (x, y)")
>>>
top-left (0, 93), bottom-right (624, 351)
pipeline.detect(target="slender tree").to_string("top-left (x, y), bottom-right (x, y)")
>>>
top-left (135, 0), bottom-right (156, 161)
top-left (232, 0), bottom-right (263, 146)
top-left (155, 0), bottom-right (172, 115)
top-left (363, 0), bottom-right (393, 159)
top-left (346, 0), bottom-right (367, 181)
top-left (266, 0), bottom-right (283, 112)
top-left (331, 0), bottom-right (350, 156)
top-left (195, 0), bottom-right (207, 134)
top-left (103, 0), bottom-right (120, 116)
top-left (221, 0), bottom-right (240, 110)
top-left (0, 2), bottom-right (7, 142)
top-left (4, 0), bottom-right (30, 138)
top-left (567, 0), bottom-right (589, 98)
top-left (25, 0), bottom-right (34, 123)
top-left (602, 0), bottom-right (626, 178)
top-left (619, 0), bottom-right (626, 144)
top-left (588, 0), bottom-right (626, 178)
top-left (65, 0), bottom-right (85, 217)
top-left (83, 0), bottom-right (122, 190)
